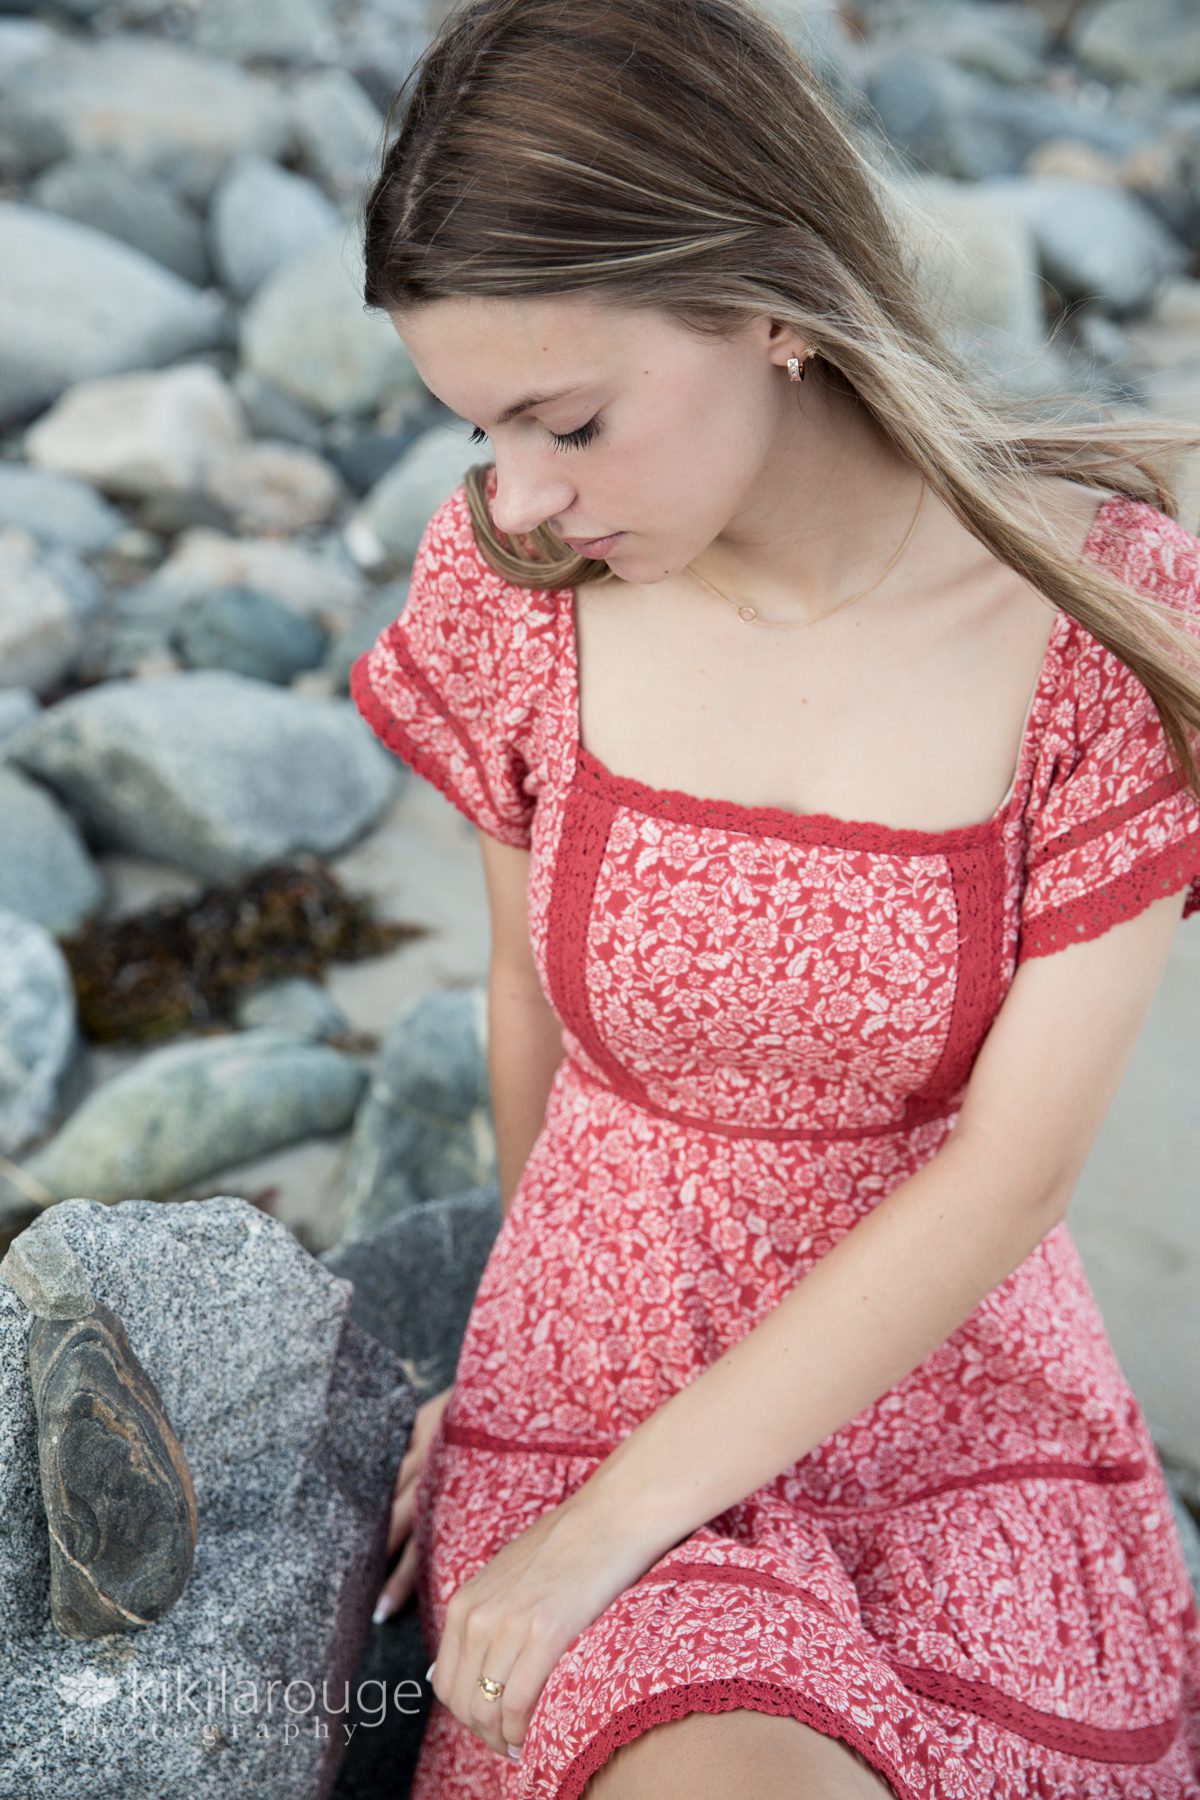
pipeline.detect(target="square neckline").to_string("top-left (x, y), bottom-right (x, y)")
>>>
top-left (562, 491), bottom-right (1124, 855)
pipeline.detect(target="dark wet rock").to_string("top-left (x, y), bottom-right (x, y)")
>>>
top-left (321, 1187), bottom-right (502, 1404)
top-left (173, 586), bottom-right (330, 684)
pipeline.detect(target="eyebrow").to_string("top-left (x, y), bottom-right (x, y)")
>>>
top-left (492, 386), bottom-right (577, 426)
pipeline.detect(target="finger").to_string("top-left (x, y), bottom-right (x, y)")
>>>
top-left (386, 1485), bottom-right (416, 1558)
top-left (373, 1532), bottom-right (421, 1624)
top-left (464, 1627), bottom-right (523, 1758)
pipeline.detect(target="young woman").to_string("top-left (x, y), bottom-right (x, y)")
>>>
top-left (350, 2), bottom-right (1200, 1794)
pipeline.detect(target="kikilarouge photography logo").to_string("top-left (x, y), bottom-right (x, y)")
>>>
top-left (54, 1663), bottom-right (427, 1748)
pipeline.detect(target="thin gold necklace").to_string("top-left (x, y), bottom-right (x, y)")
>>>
top-left (685, 480), bottom-right (927, 629)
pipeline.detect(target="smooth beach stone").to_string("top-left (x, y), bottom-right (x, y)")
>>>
top-left (28, 1299), bottom-right (198, 1638)
top-left (0, 1224), bottom-right (94, 1320)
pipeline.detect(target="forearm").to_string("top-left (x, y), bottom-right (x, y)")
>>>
top-left (577, 1130), bottom-right (1070, 1560)
top-left (487, 970), bottom-right (564, 1218)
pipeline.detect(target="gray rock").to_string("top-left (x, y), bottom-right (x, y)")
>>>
top-left (1070, 0), bottom-right (1200, 96)
top-left (0, 688), bottom-right (39, 752)
top-left (0, 909), bottom-right (78, 1158)
top-left (290, 67), bottom-right (385, 196)
top-left (892, 172), bottom-right (1049, 352)
top-left (0, 765), bottom-right (104, 936)
top-left (0, 205), bottom-right (227, 430)
top-left (0, 464), bottom-right (124, 556)
top-left (864, 50), bottom-right (1147, 183)
top-left (0, 19), bottom-right (56, 71)
top-left (0, 1194), bottom-right (414, 1796)
top-left (31, 155), bottom-right (212, 288)
top-left (173, 586), bottom-right (330, 684)
top-left (0, 35), bottom-right (294, 206)
top-left (978, 174), bottom-right (1191, 318)
top-left (341, 988), bottom-right (494, 1243)
top-left (200, 440), bottom-right (345, 536)
top-left (235, 977), bottom-right (350, 1042)
top-left (8, 670), bottom-right (397, 881)
top-left (890, 2), bottom-right (1051, 87)
top-left (241, 230), bottom-right (423, 418)
top-left (321, 1186), bottom-right (502, 1403)
top-left (23, 1029), bottom-right (369, 1204)
top-left (209, 153), bottom-right (340, 301)
top-left (322, 582), bottom-right (408, 693)
top-left (343, 423), bottom-right (486, 570)
top-left (230, 367), bottom-right (327, 449)
top-left (148, 527), bottom-right (366, 626)
top-left (24, 362), bottom-right (248, 501)
top-left (0, 529), bottom-right (100, 695)
top-left (192, 0), bottom-right (334, 63)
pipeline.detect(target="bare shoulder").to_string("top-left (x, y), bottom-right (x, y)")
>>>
top-left (1029, 474), bottom-right (1122, 555)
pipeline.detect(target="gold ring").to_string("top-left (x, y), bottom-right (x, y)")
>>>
top-left (478, 1674), bottom-right (505, 1701)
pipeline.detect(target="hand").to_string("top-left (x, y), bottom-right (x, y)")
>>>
top-left (426, 1485), bottom-right (662, 1764)
top-left (373, 1384), bottom-right (454, 1624)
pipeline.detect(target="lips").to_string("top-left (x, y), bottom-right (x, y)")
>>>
top-left (561, 532), bottom-right (622, 554)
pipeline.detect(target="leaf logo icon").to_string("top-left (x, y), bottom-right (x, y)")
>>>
top-left (57, 1669), bottom-right (120, 1710)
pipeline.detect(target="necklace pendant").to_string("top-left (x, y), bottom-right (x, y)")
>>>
top-left (736, 603), bottom-right (758, 623)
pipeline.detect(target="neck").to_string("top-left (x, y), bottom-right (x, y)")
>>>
top-left (686, 382), bottom-right (934, 626)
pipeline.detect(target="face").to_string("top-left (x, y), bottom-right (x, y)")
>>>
top-left (389, 293), bottom-right (817, 583)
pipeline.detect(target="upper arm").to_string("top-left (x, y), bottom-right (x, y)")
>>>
top-left (478, 830), bottom-right (541, 988)
top-left (951, 885), bottom-right (1188, 1216)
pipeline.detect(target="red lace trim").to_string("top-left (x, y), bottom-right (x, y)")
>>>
top-left (901, 837), bottom-right (1010, 1123)
top-left (1018, 830), bottom-right (1200, 963)
top-left (638, 1560), bottom-right (1183, 1765)
top-left (440, 1417), bottom-right (1147, 1510)
top-left (1026, 770), bottom-right (1189, 869)
top-left (551, 1676), bottom-right (923, 1800)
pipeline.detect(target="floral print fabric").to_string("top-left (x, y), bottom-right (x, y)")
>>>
top-left (350, 479), bottom-right (1200, 1798)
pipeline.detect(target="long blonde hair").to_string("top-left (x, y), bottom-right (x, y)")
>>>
top-left (360, 0), bottom-right (1200, 793)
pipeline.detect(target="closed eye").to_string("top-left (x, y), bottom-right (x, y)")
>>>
top-left (468, 417), bottom-right (602, 453)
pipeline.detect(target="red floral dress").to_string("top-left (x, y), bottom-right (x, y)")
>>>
top-left (350, 475), bottom-right (1200, 1800)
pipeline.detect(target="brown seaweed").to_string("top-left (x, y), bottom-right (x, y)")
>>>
top-left (61, 856), bottom-right (420, 1045)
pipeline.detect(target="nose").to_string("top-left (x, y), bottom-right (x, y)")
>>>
top-left (486, 453), bottom-right (575, 543)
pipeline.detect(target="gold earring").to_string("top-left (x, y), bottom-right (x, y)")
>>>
top-left (788, 348), bottom-right (819, 382)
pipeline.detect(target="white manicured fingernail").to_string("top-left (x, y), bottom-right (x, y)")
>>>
top-left (507, 1744), bottom-right (523, 1762)
top-left (372, 1594), bottom-right (393, 1624)
top-left (425, 1661), bottom-right (436, 1681)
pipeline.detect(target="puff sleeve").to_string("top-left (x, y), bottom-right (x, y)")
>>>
top-left (1016, 507), bottom-right (1200, 963)
top-left (349, 483), bottom-right (543, 849)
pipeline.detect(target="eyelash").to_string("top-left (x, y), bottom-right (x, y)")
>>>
top-left (468, 417), bottom-right (601, 453)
